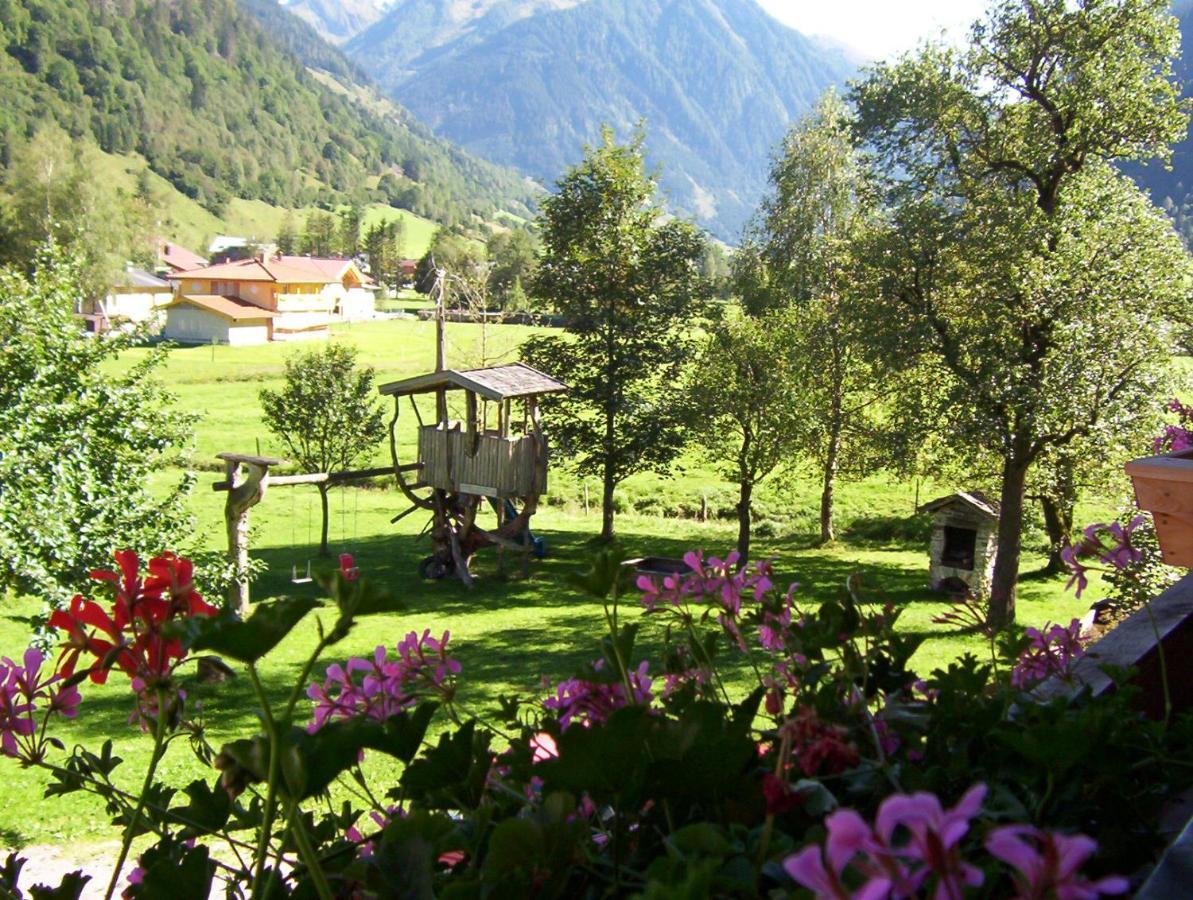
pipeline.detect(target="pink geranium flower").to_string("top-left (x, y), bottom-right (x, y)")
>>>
top-left (986, 826), bottom-right (1128, 899)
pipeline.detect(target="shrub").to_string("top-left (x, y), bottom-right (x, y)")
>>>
top-left (2, 547), bottom-right (1186, 897)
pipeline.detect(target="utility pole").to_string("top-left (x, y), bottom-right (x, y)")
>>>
top-left (434, 264), bottom-right (448, 421)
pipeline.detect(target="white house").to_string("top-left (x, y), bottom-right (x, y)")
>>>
top-left (164, 294), bottom-right (276, 346)
top-left (82, 266), bottom-right (173, 334)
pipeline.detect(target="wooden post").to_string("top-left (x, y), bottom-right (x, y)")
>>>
top-left (466, 391), bottom-right (479, 455)
top-left (219, 453), bottom-right (282, 617)
top-left (435, 267), bottom-right (448, 422)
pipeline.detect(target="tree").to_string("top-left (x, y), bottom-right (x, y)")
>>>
top-left (522, 130), bottom-right (712, 540)
top-left (486, 229), bottom-right (539, 308)
top-left (415, 227), bottom-right (483, 294)
top-left (276, 211), bottom-right (297, 255)
top-left (0, 247), bottom-right (193, 604)
top-left (744, 92), bottom-right (887, 544)
top-left (363, 219), bottom-right (404, 291)
top-left (258, 343), bottom-right (386, 555)
top-left (691, 307), bottom-right (803, 559)
top-left (301, 210), bottom-right (338, 257)
top-left (0, 125), bottom-right (151, 299)
top-left (338, 205), bottom-right (361, 257)
top-left (852, 0), bottom-right (1191, 624)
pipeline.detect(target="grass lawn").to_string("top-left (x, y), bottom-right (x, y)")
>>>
top-left (1, 318), bottom-right (1113, 848)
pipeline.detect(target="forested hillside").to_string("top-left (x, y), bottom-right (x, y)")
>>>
top-left (345, 0), bottom-right (853, 238)
top-left (0, 0), bottom-right (536, 224)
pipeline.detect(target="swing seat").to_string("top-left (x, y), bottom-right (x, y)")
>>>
top-left (291, 561), bottom-right (313, 584)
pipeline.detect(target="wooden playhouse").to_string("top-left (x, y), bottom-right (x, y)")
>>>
top-left (379, 362), bottom-right (567, 585)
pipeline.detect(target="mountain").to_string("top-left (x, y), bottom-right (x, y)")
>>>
top-left (0, 0), bottom-right (536, 228)
top-left (343, 0), bottom-right (854, 239)
top-left (1123, 1), bottom-right (1193, 246)
top-left (240, 0), bottom-right (374, 83)
top-left (347, 0), bottom-right (584, 78)
top-left (279, 0), bottom-right (394, 44)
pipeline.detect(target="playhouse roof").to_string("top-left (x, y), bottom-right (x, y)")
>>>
top-left (378, 363), bottom-right (567, 402)
top-left (917, 491), bottom-right (1001, 520)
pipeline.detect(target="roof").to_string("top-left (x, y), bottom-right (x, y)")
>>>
top-left (208, 235), bottom-right (248, 255)
top-left (157, 240), bottom-right (206, 272)
top-left (115, 267), bottom-right (171, 290)
top-left (169, 294), bottom-right (277, 322)
top-left (918, 491), bottom-right (1001, 519)
top-left (169, 255), bottom-right (367, 286)
top-left (378, 363), bottom-right (568, 401)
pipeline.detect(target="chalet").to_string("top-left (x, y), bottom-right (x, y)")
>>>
top-left (163, 253), bottom-right (376, 345)
top-left (155, 239), bottom-right (207, 276)
top-left (81, 265), bottom-right (173, 334)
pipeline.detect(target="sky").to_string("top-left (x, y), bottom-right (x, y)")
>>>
top-left (756, 0), bottom-right (988, 61)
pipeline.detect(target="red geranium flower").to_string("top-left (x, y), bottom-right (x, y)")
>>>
top-left (49, 551), bottom-right (217, 722)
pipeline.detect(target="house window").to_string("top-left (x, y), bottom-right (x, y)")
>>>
top-left (941, 526), bottom-right (977, 571)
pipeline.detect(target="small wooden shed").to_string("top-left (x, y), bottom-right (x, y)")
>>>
top-left (918, 491), bottom-right (1001, 595)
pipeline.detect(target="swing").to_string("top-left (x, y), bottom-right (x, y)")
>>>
top-left (290, 489), bottom-right (314, 584)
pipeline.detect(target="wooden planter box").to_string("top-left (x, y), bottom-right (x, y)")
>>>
top-left (1126, 448), bottom-right (1193, 567)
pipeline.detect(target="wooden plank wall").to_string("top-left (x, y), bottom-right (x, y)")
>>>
top-left (419, 426), bottom-right (547, 496)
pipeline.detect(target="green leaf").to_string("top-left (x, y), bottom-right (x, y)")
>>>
top-left (28, 871), bottom-right (90, 900)
top-left (565, 549), bottom-right (631, 599)
top-left (129, 843), bottom-right (214, 900)
top-left (401, 721), bottom-right (493, 810)
top-left (366, 702), bottom-right (439, 764)
top-left (482, 819), bottom-right (543, 877)
top-left (176, 595), bottom-right (318, 663)
top-left (168, 778), bottom-right (232, 838)
top-left (669, 823), bottom-right (732, 857)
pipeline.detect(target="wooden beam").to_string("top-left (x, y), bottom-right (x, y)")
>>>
top-left (212, 464), bottom-right (421, 492)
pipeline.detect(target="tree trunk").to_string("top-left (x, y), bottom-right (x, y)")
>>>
top-left (736, 478), bottom-right (753, 561)
top-left (988, 456), bottom-right (1030, 627)
top-left (318, 483), bottom-right (330, 556)
top-left (600, 458), bottom-right (616, 541)
top-left (819, 424), bottom-right (841, 545)
top-left (1040, 457), bottom-right (1076, 575)
top-left (602, 382), bottom-right (616, 541)
top-left (1040, 493), bottom-right (1074, 575)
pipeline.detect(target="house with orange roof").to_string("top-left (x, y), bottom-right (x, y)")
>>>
top-left (155, 239), bottom-right (207, 275)
top-left (162, 252), bottom-right (376, 345)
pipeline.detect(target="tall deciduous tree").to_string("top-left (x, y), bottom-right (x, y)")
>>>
top-left (486, 229), bottom-right (539, 309)
top-left (0, 247), bottom-right (193, 604)
top-left (259, 344), bottom-right (386, 555)
top-left (0, 125), bottom-right (151, 299)
top-left (691, 307), bottom-right (803, 559)
top-left (744, 92), bottom-right (886, 544)
top-left (853, 0), bottom-right (1191, 624)
top-left (523, 130), bottom-right (711, 540)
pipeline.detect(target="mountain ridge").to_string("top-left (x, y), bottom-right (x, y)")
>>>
top-left (343, 0), bottom-right (854, 238)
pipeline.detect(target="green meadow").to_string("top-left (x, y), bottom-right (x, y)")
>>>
top-left (0, 318), bottom-right (1105, 847)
